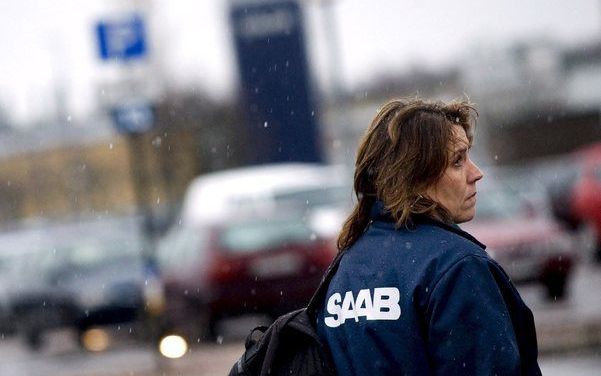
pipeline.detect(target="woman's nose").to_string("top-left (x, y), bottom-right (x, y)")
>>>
top-left (469, 159), bottom-right (484, 183)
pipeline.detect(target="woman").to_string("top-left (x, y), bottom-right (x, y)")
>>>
top-left (316, 98), bottom-right (541, 375)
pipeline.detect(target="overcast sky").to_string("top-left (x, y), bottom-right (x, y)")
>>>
top-left (0, 0), bottom-right (600, 124)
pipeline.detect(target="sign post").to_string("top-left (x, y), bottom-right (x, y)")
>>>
top-left (95, 12), bottom-right (164, 335)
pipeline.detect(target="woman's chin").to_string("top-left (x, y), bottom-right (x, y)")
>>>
top-left (453, 209), bottom-right (476, 224)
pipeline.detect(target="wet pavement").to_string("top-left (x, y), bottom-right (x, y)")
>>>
top-left (522, 262), bottom-right (601, 353)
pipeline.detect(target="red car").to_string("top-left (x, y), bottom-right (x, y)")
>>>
top-left (156, 212), bottom-right (338, 341)
top-left (462, 185), bottom-right (576, 300)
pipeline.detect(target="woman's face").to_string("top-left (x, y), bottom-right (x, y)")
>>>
top-left (424, 125), bottom-right (484, 224)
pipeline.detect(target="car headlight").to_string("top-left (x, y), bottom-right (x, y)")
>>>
top-left (81, 327), bottom-right (110, 352)
top-left (159, 334), bottom-right (188, 359)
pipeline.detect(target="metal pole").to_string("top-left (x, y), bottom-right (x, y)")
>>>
top-left (320, 0), bottom-right (344, 103)
top-left (125, 130), bottom-right (165, 363)
top-left (125, 132), bottom-right (156, 266)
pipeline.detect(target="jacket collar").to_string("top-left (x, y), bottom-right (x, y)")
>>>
top-left (369, 200), bottom-right (486, 249)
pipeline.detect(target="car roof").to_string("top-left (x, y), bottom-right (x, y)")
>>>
top-left (187, 163), bottom-right (342, 191)
top-left (181, 163), bottom-right (347, 225)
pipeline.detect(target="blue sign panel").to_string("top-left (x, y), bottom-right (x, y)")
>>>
top-left (111, 103), bottom-right (154, 134)
top-left (230, 0), bottom-right (321, 164)
top-left (96, 14), bottom-right (147, 61)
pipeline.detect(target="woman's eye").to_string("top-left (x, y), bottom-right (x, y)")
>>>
top-left (453, 156), bottom-right (464, 166)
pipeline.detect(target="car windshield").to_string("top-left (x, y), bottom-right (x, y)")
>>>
top-left (219, 217), bottom-right (314, 254)
top-left (273, 184), bottom-right (351, 210)
top-left (0, 217), bottom-right (144, 287)
top-left (58, 238), bottom-right (139, 267)
top-left (474, 188), bottom-right (524, 221)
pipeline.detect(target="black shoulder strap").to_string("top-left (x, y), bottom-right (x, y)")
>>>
top-left (306, 250), bottom-right (346, 317)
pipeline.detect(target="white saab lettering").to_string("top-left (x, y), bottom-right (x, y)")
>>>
top-left (324, 287), bottom-right (401, 328)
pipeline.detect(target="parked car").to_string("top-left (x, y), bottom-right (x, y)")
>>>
top-left (462, 184), bottom-right (577, 300)
top-left (157, 209), bottom-right (340, 342)
top-left (545, 143), bottom-right (601, 262)
top-left (7, 216), bottom-right (148, 350)
top-left (155, 163), bottom-right (352, 342)
top-left (0, 225), bottom-right (58, 338)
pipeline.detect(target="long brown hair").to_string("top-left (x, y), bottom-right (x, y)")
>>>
top-left (337, 98), bottom-right (477, 251)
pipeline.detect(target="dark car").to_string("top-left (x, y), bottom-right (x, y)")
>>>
top-left (7, 216), bottom-right (148, 350)
top-left (157, 212), bottom-right (338, 342)
top-left (462, 184), bottom-right (576, 300)
top-left (0, 250), bottom-right (24, 336)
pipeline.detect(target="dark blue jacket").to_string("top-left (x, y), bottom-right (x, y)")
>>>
top-left (316, 202), bottom-right (541, 375)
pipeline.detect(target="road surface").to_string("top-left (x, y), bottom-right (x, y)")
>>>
top-left (0, 263), bottom-right (600, 375)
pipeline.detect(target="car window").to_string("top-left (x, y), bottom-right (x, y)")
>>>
top-left (15, 233), bottom-right (143, 287)
top-left (13, 248), bottom-right (62, 285)
top-left (219, 218), bottom-right (314, 254)
top-left (273, 185), bottom-right (351, 210)
top-left (0, 252), bottom-right (28, 281)
top-left (157, 226), bottom-right (208, 271)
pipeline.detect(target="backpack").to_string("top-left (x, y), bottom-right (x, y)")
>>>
top-left (228, 251), bottom-right (345, 376)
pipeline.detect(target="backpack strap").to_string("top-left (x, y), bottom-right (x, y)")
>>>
top-left (306, 250), bottom-right (346, 318)
top-left (245, 325), bottom-right (269, 349)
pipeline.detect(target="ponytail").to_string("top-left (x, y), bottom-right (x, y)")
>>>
top-left (337, 195), bottom-right (374, 251)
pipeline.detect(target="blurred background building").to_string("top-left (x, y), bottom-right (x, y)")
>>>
top-left (0, 0), bottom-right (599, 224)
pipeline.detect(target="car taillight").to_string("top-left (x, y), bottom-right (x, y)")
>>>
top-left (207, 254), bottom-right (240, 284)
top-left (542, 254), bottom-right (574, 276)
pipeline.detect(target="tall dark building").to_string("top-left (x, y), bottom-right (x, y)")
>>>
top-left (230, 0), bottom-right (322, 164)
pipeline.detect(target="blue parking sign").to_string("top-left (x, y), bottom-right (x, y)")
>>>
top-left (96, 14), bottom-right (147, 61)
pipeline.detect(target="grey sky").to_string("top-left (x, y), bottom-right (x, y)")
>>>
top-left (0, 0), bottom-right (600, 124)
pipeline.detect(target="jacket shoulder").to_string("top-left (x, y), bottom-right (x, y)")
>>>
top-left (412, 221), bottom-right (489, 262)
